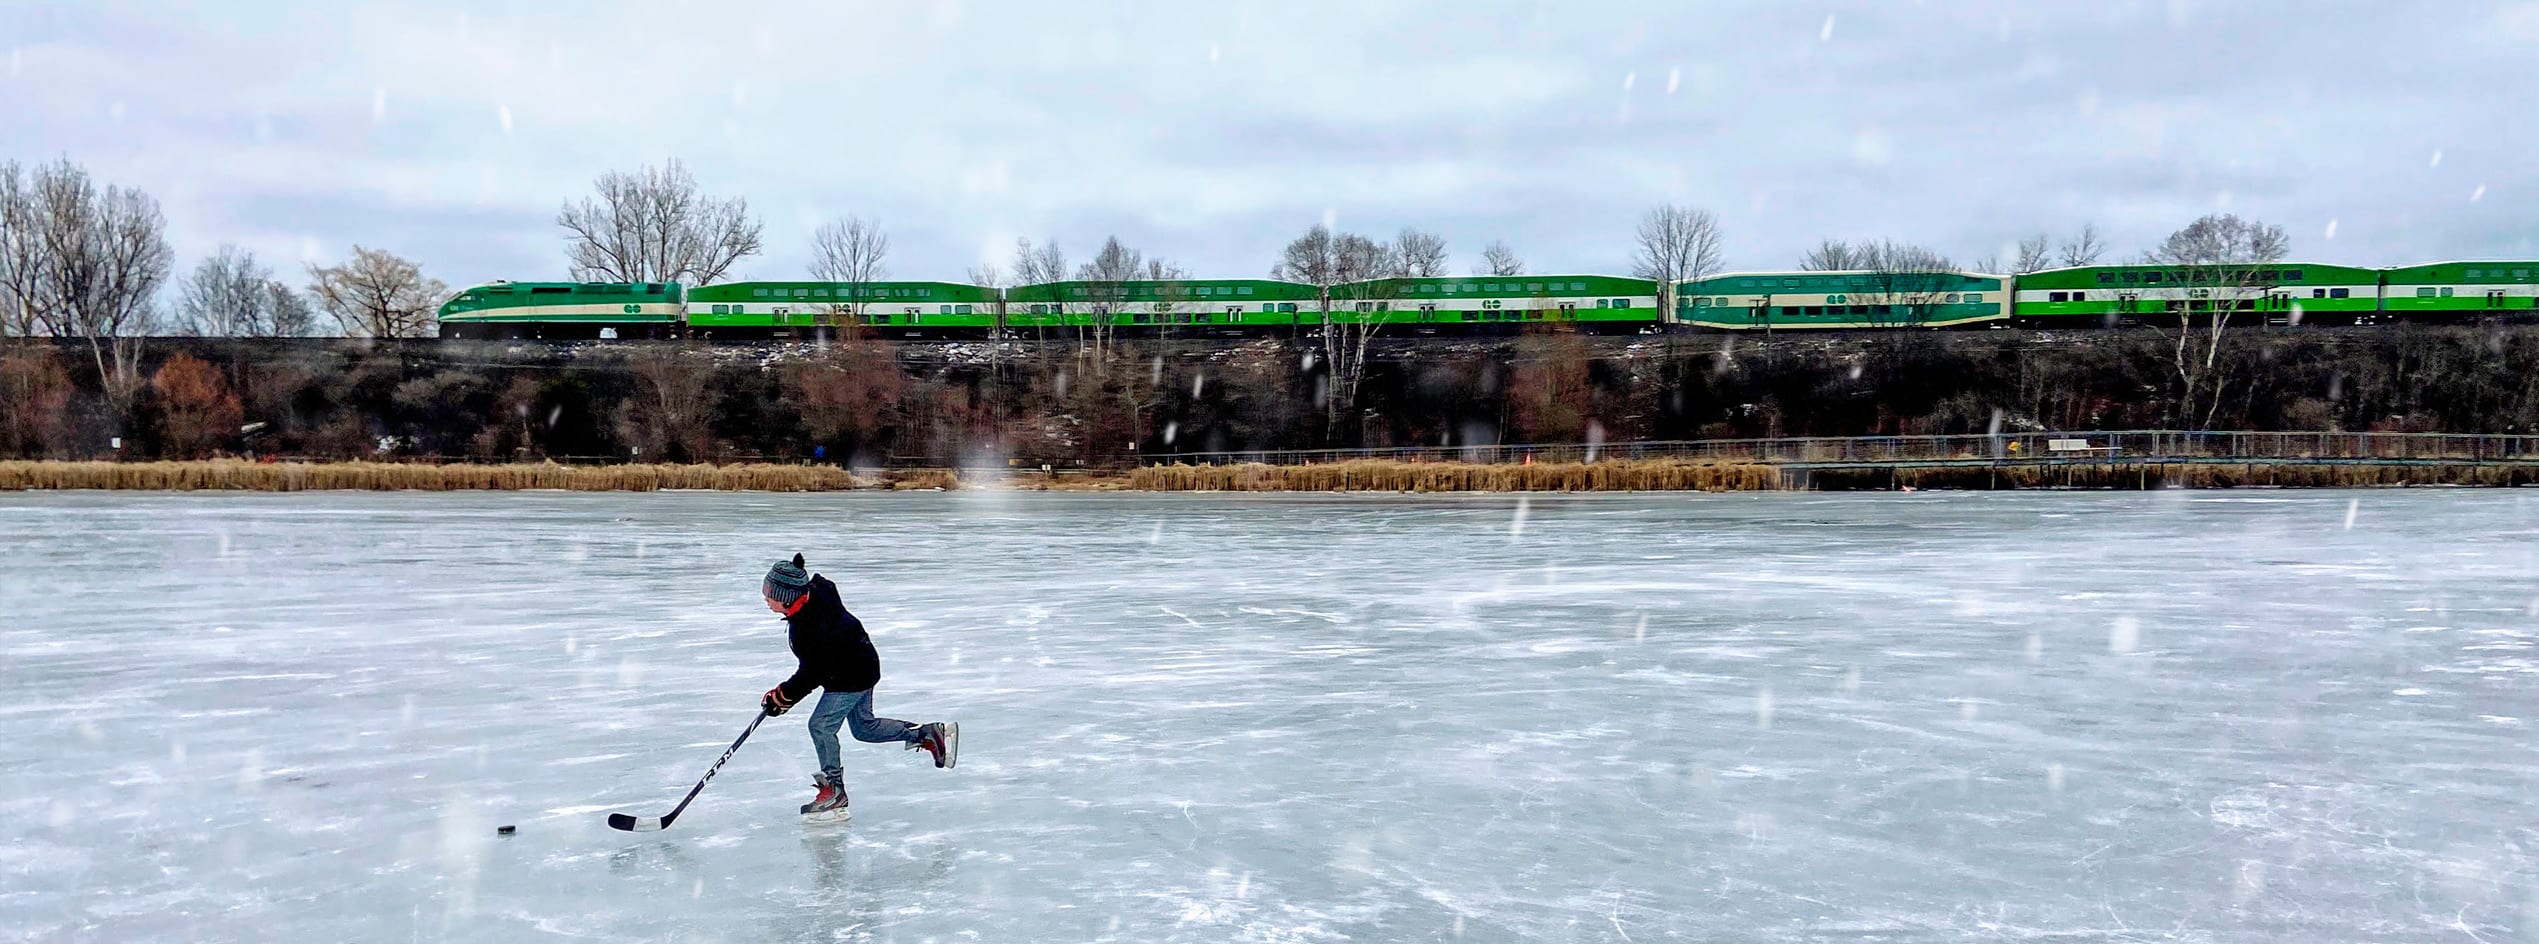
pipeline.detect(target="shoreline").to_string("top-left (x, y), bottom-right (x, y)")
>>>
top-left (4, 458), bottom-right (2537, 492)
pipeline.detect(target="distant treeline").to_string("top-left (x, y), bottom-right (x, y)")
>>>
top-left (2, 325), bottom-right (2534, 467)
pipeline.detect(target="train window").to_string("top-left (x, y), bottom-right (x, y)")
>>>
top-left (2312, 289), bottom-right (2326, 298)
top-left (788, 289), bottom-right (805, 297)
top-left (2466, 269), bottom-right (2482, 278)
top-left (2048, 292), bottom-right (2067, 302)
top-left (1782, 279), bottom-right (1800, 288)
top-left (533, 286), bottom-right (570, 294)
top-left (919, 289), bottom-right (932, 297)
top-left (2120, 272), bottom-right (2139, 283)
top-left (2441, 287), bottom-right (2455, 297)
top-left (2285, 269), bottom-right (2304, 279)
top-left (647, 284), bottom-right (664, 293)
top-left (2258, 270), bottom-right (2276, 280)
top-left (1528, 283), bottom-right (1542, 292)
top-left (956, 304), bottom-right (973, 314)
top-left (1692, 297), bottom-right (1709, 307)
top-left (1595, 299), bottom-right (1609, 308)
top-left (2097, 274), bottom-right (2115, 284)
top-left (939, 305), bottom-right (951, 314)
top-left (2417, 287), bottom-right (2437, 297)
top-left (1482, 283), bottom-right (1499, 291)
top-left (1279, 303), bottom-right (1298, 313)
top-left (2143, 272), bottom-right (2163, 284)
top-left (2515, 270), bottom-right (2531, 278)
top-left (1613, 298), bottom-right (1630, 308)
top-left (1459, 283), bottom-right (1477, 292)
top-left (2331, 288), bottom-right (2351, 298)
top-left (1238, 286), bottom-right (1254, 295)
top-left (709, 304), bottom-right (726, 314)
top-left (1943, 293), bottom-right (1960, 303)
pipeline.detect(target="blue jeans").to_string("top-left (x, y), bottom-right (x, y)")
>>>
top-left (807, 689), bottom-right (919, 783)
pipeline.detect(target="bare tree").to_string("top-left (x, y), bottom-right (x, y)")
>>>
top-left (2058, 223), bottom-right (2106, 267)
top-left (2012, 234), bottom-right (2053, 275)
top-left (16, 161), bottom-right (172, 421)
top-left (1479, 239), bottom-right (1524, 276)
top-left (557, 159), bottom-right (762, 285)
top-left (307, 246), bottom-right (447, 338)
top-left (1630, 204), bottom-right (1726, 324)
top-left (2147, 213), bottom-right (2289, 429)
top-left (1800, 238), bottom-right (1875, 271)
top-left (177, 245), bottom-right (311, 337)
top-left (809, 216), bottom-right (889, 329)
top-left (1012, 237), bottom-right (1066, 360)
top-left (1273, 224), bottom-right (1408, 438)
top-left (1395, 228), bottom-right (1449, 278)
top-left (1075, 236), bottom-right (1145, 359)
top-left (0, 162), bottom-right (40, 338)
top-left (966, 260), bottom-right (1009, 373)
top-left (265, 280), bottom-right (318, 337)
top-left (1854, 241), bottom-right (1960, 327)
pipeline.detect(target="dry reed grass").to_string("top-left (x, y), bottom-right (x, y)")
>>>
top-left (0, 460), bottom-right (860, 492)
top-left (1130, 459), bottom-right (1782, 492)
top-left (1810, 461), bottom-right (2539, 490)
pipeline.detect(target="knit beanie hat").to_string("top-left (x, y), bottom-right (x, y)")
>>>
top-left (764, 553), bottom-right (811, 605)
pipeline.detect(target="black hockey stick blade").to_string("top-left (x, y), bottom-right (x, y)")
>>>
top-left (605, 710), bottom-right (768, 833)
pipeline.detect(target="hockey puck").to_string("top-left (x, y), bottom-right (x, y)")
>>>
top-left (496, 825), bottom-right (516, 835)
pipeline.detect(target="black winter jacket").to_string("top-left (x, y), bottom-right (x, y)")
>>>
top-left (776, 575), bottom-right (881, 703)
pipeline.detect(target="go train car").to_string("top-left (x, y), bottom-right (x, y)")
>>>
top-left (684, 281), bottom-right (999, 338)
top-left (1368, 275), bottom-right (1660, 334)
top-left (1003, 279), bottom-right (1321, 336)
top-left (2380, 262), bottom-right (2539, 321)
top-left (436, 281), bottom-right (685, 339)
top-left (1675, 270), bottom-right (2006, 330)
top-left (2010, 263), bottom-right (2384, 327)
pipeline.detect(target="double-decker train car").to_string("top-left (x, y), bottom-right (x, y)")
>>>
top-left (2380, 262), bottom-right (2539, 321)
top-left (1678, 270), bottom-right (2006, 330)
top-left (684, 281), bottom-right (998, 339)
top-left (2009, 263), bottom-right (2386, 327)
top-left (1003, 279), bottom-right (1320, 336)
top-left (435, 258), bottom-right (2539, 340)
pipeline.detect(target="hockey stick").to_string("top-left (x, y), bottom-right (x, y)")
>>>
top-left (607, 709), bottom-right (769, 832)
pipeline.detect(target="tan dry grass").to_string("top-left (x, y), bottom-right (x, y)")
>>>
top-left (1821, 461), bottom-right (2539, 490)
top-left (0, 460), bottom-right (860, 492)
top-left (1130, 459), bottom-right (1781, 492)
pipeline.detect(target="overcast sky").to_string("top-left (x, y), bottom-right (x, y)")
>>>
top-left (5, 1), bottom-right (2534, 290)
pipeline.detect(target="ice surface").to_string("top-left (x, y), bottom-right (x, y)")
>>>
top-left (3, 489), bottom-right (2536, 941)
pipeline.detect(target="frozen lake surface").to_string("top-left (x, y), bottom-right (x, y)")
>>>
top-left (3, 488), bottom-right (2537, 942)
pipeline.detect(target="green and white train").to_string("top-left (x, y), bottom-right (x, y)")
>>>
top-left (436, 260), bottom-right (2539, 340)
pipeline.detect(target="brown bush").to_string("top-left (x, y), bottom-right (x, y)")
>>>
top-left (152, 353), bottom-right (244, 459)
top-left (0, 345), bottom-right (75, 458)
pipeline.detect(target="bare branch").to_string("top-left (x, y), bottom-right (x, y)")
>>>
top-left (1632, 204), bottom-right (1725, 318)
top-left (557, 160), bottom-right (762, 285)
top-left (1395, 228), bottom-right (1449, 278)
top-left (1479, 239), bottom-right (1524, 276)
top-left (307, 245), bottom-right (447, 338)
top-left (2057, 223), bottom-right (2106, 267)
top-left (2013, 234), bottom-right (2052, 275)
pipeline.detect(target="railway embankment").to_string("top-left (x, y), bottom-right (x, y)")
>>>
top-left (7, 325), bottom-right (2539, 475)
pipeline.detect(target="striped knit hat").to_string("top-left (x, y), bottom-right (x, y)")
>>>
top-left (763, 553), bottom-right (811, 605)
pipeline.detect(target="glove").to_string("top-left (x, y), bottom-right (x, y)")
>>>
top-left (761, 686), bottom-right (796, 717)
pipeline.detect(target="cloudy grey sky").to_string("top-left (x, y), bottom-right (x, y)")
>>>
top-left (5, 0), bottom-right (2534, 290)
